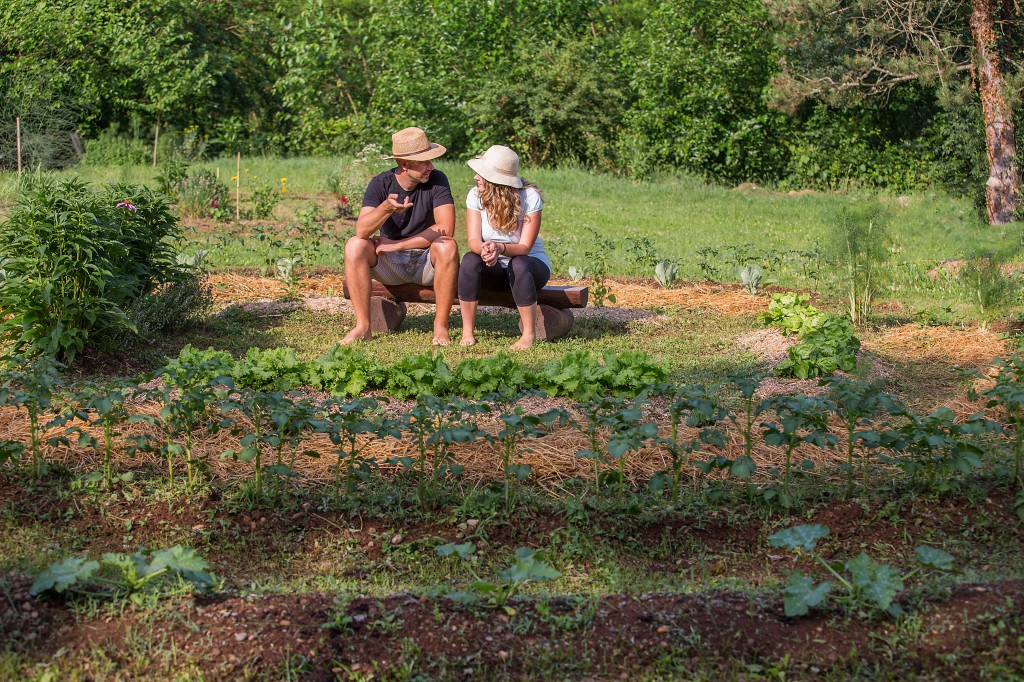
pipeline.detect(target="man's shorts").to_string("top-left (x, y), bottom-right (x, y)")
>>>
top-left (371, 248), bottom-right (435, 286)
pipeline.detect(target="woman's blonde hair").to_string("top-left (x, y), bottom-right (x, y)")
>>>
top-left (479, 178), bottom-right (539, 234)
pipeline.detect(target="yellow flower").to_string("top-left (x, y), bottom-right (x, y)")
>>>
top-left (245, 168), bottom-right (250, 172)
top-left (280, 177), bottom-right (287, 182)
top-left (281, 187), bottom-right (288, 193)
top-left (230, 176), bottom-right (238, 181)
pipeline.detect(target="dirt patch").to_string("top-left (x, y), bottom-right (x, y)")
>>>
top-left (4, 571), bottom-right (1022, 680)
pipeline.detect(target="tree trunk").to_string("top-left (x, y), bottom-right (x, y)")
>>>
top-left (971, 0), bottom-right (1020, 224)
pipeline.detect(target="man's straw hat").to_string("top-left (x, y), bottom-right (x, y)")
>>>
top-left (467, 145), bottom-right (524, 188)
top-left (385, 127), bottom-right (447, 161)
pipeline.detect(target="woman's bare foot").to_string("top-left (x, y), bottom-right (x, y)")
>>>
top-left (511, 334), bottom-right (534, 351)
top-left (432, 328), bottom-right (452, 346)
top-left (460, 332), bottom-right (476, 347)
top-left (340, 326), bottom-right (372, 345)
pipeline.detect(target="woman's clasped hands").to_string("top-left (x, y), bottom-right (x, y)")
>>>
top-left (480, 240), bottom-right (504, 267)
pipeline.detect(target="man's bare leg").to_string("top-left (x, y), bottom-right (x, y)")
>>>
top-left (429, 237), bottom-right (459, 346)
top-left (511, 304), bottom-right (539, 350)
top-left (340, 236), bottom-right (378, 344)
top-left (459, 299), bottom-right (478, 346)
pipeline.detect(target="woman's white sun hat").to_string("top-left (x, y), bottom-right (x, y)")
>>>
top-left (467, 145), bottom-right (524, 188)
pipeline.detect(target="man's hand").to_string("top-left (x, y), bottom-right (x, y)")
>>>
top-left (384, 193), bottom-right (413, 214)
top-left (373, 235), bottom-right (402, 254)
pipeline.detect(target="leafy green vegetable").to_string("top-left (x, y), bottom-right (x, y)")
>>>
top-left (305, 345), bottom-right (384, 396)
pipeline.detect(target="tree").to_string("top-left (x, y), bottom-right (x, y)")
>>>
top-left (620, 0), bottom-right (785, 182)
top-left (769, 0), bottom-right (1022, 224)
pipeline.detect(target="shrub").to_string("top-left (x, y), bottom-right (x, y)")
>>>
top-left (97, 274), bottom-right (213, 351)
top-left (0, 175), bottom-right (187, 362)
top-left (244, 180), bottom-right (282, 220)
top-left (82, 126), bottom-right (149, 166)
top-left (172, 170), bottom-right (231, 220)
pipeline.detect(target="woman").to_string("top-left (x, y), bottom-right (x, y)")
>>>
top-left (458, 145), bottom-right (551, 350)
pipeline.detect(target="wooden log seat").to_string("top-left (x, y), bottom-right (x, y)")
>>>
top-left (342, 280), bottom-right (589, 340)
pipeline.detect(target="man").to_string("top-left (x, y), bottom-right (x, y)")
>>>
top-left (340, 127), bottom-right (459, 346)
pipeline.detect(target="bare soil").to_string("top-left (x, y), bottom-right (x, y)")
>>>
top-left (3, 478), bottom-right (1023, 680)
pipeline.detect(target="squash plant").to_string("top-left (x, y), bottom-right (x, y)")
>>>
top-left (31, 545), bottom-right (214, 600)
top-left (768, 524), bottom-right (955, 618)
top-left (435, 543), bottom-right (561, 614)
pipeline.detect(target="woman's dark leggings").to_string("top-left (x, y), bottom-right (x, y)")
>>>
top-left (458, 252), bottom-right (551, 306)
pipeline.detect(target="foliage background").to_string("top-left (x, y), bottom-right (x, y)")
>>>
top-left (0, 0), bottom-right (1020, 206)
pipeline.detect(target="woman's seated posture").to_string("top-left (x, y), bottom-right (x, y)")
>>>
top-left (458, 145), bottom-right (551, 350)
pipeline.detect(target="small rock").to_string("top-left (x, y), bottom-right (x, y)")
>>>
top-left (498, 650), bottom-right (509, 661)
top-left (656, 625), bottom-right (669, 634)
top-left (291, 512), bottom-right (304, 522)
top-left (279, 620), bottom-right (291, 626)
top-left (466, 519), bottom-right (479, 529)
top-left (368, 527), bottom-right (377, 534)
top-left (390, 534), bottom-right (403, 545)
top-left (234, 632), bottom-right (248, 642)
top-left (191, 524), bottom-right (205, 531)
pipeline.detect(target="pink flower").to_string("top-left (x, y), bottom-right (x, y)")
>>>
top-left (116, 201), bottom-right (137, 212)
top-left (341, 196), bottom-right (348, 204)
top-left (211, 198), bottom-right (219, 208)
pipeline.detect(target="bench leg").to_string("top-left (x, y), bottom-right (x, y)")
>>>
top-left (369, 297), bottom-right (406, 334)
top-left (520, 305), bottom-right (573, 341)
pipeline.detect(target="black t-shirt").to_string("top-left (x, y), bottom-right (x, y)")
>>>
top-left (361, 168), bottom-right (455, 240)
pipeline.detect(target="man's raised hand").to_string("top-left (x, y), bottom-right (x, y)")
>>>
top-left (385, 193), bottom-right (413, 213)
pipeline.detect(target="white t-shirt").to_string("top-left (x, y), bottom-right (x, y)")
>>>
top-left (466, 187), bottom-right (550, 270)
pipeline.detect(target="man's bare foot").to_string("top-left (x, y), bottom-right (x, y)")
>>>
top-left (432, 329), bottom-right (451, 346)
top-left (511, 334), bottom-right (534, 351)
top-left (340, 327), bottom-right (372, 345)
top-left (460, 332), bottom-right (476, 347)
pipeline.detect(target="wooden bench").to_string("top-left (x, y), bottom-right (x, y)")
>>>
top-left (342, 280), bottom-right (589, 340)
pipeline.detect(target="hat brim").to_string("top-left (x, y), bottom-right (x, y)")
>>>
top-left (386, 143), bottom-right (447, 161)
top-left (467, 158), bottom-right (524, 188)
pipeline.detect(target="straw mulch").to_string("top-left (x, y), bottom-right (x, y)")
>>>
top-left (863, 324), bottom-right (1007, 368)
top-left (208, 273), bottom-right (769, 316)
top-left (600, 281), bottom-right (769, 315)
top-left (2, 400), bottom-right (859, 490)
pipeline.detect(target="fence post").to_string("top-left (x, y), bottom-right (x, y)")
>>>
top-left (16, 117), bottom-right (22, 176)
top-left (235, 152), bottom-right (241, 222)
top-left (152, 123), bottom-right (159, 167)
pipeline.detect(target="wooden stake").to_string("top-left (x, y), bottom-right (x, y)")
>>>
top-left (16, 117), bottom-right (22, 176)
top-left (152, 123), bottom-right (159, 167)
top-left (235, 153), bottom-right (241, 222)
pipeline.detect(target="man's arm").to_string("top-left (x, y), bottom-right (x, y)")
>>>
top-left (376, 203), bottom-right (456, 252)
top-left (355, 194), bottom-right (413, 239)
